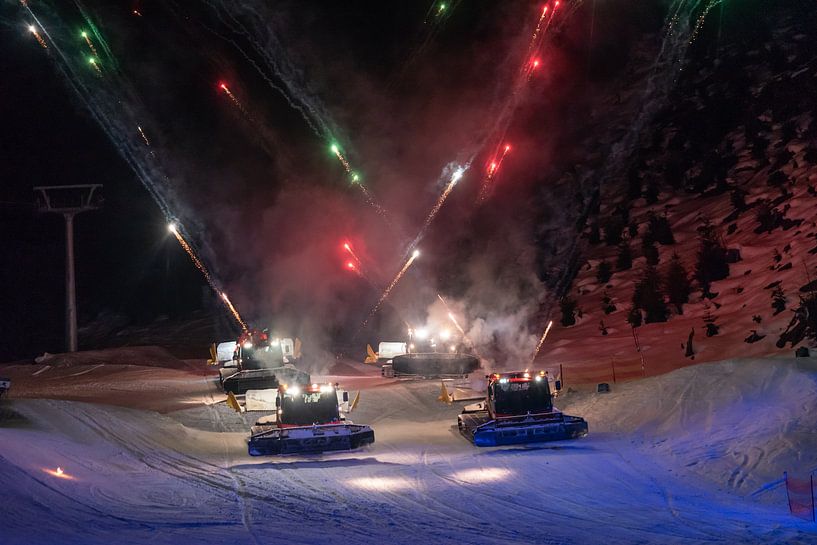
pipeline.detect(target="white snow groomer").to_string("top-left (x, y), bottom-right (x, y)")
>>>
top-left (248, 383), bottom-right (374, 456)
top-left (458, 370), bottom-right (588, 447)
top-left (380, 326), bottom-right (480, 378)
top-left (216, 329), bottom-right (309, 395)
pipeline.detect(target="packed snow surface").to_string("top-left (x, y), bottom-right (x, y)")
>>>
top-left (1, 355), bottom-right (816, 544)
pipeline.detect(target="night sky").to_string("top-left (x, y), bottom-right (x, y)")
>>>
top-left (0, 1), bottom-right (687, 361)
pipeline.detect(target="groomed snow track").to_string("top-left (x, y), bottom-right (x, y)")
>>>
top-left (1, 357), bottom-right (816, 544)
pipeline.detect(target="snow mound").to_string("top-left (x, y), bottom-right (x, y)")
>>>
top-left (560, 357), bottom-right (817, 496)
top-left (33, 346), bottom-right (187, 369)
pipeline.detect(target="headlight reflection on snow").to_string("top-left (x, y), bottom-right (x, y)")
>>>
top-left (451, 468), bottom-right (513, 483)
top-left (346, 476), bottom-right (413, 491)
top-left (44, 467), bottom-right (75, 480)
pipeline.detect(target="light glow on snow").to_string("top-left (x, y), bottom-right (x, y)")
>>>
top-left (346, 476), bottom-right (413, 491)
top-left (451, 468), bottom-right (513, 483)
top-left (44, 467), bottom-right (75, 480)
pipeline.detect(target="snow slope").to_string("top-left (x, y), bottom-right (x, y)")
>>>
top-left (1, 356), bottom-right (816, 544)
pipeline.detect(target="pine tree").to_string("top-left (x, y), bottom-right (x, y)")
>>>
top-left (664, 253), bottom-right (692, 314)
top-left (771, 285), bottom-right (786, 315)
top-left (597, 260), bottom-right (613, 284)
top-left (626, 307), bottom-right (642, 327)
top-left (601, 291), bottom-right (617, 314)
top-left (601, 214), bottom-right (625, 246)
top-left (703, 310), bottom-right (720, 337)
top-left (647, 212), bottom-right (675, 245)
top-left (642, 237), bottom-right (659, 266)
top-left (559, 297), bottom-right (577, 327)
top-left (695, 218), bottom-right (729, 296)
top-left (616, 241), bottom-right (632, 271)
top-left (633, 265), bottom-right (669, 323)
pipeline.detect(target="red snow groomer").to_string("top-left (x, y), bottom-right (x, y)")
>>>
top-left (458, 370), bottom-right (588, 447)
top-left (248, 383), bottom-right (374, 456)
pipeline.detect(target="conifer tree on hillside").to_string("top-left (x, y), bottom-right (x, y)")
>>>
top-left (559, 297), bottom-right (577, 327)
top-left (632, 265), bottom-right (669, 323)
top-left (642, 237), bottom-right (659, 266)
top-left (601, 214), bottom-right (625, 246)
top-left (616, 241), bottom-right (632, 271)
top-left (597, 260), bottom-right (613, 284)
top-left (664, 253), bottom-right (692, 314)
top-left (647, 212), bottom-right (675, 245)
top-left (695, 218), bottom-right (730, 296)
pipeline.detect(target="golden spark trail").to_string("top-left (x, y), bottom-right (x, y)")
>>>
top-left (437, 294), bottom-right (467, 338)
top-left (531, 320), bottom-right (554, 363)
top-left (221, 292), bottom-right (248, 331)
top-left (81, 32), bottom-right (98, 57)
top-left (137, 126), bottom-right (150, 146)
top-left (219, 83), bottom-right (249, 117)
top-left (421, 167), bottom-right (464, 232)
top-left (28, 25), bottom-right (47, 49)
top-left (362, 250), bottom-right (420, 327)
top-left (169, 224), bottom-right (246, 330)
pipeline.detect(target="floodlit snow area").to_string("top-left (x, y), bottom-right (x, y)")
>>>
top-left (2, 356), bottom-right (817, 544)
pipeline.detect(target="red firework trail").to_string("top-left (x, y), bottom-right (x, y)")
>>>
top-left (218, 82), bottom-right (249, 117)
top-left (343, 242), bottom-right (363, 269)
top-left (478, 144), bottom-right (511, 202)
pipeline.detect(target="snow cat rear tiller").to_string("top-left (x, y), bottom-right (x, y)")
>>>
top-left (248, 383), bottom-right (374, 456)
top-left (458, 370), bottom-right (588, 447)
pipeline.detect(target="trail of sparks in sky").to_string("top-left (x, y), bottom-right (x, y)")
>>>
top-left (406, 166), bottom-right (465, 253)
top-left (169, 224), bottom-right (247, 330)
top-left (219, 82), bottom-right (249, 117)
top-left (137, 126), bottom-right (150, 146)
top-left (531, 320), bottom-right (554, 363)
top-left (81, 31), bottom-right (98, 56)
top-left (88, 57), bottom-right (101, 76)
top-left (220, 292), bottom-right (248, 331)
top-left (28, 24), bottom-right (47, 49)
top-left (362, 250), bottom-right (420, 328)
top-left (478, 144), bottom-right (511, 202)
top-left (689, 0), bottom-right (723, 44)
top-left (343, 242), bottom-right (363, 270)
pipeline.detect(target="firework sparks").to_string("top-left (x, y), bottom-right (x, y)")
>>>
top-left (28, 24), bottom-right (47, 49)
top-left (478, 144), bottom-right (511, 202)
top-left (362, 250), bottom-right (420, 327)
top-left (421, 166), bottom-right (465, 231)
top-left (169, 223), bottom-right (246, 329)
top-left (531, 320), bottom-right (554, 363)
top-left (331, 143), bottom-right (353, 174)
top-left (80, 31), bottom-right (98, 57)
top-left (218, 82), bottom-right (249, 116)
top-left (220, 292), bottom-right (248, 331)
top-left (88, 57), bottom-right (102, 76)
top-left (343, 241), bottom-right (363, 269)
top-left (137, 126), bottom-right (150, 146)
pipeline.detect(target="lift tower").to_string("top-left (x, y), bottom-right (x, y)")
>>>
top-left (34, 185), bottom-right (103, 352)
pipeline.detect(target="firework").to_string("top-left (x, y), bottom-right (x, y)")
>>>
top-left (343, 241), bottom-right (363, 269)
top-left (220, 292), bottom-right (248, 331)
top-left (531, 320), bottom-right (554, 363)
top-left (28, 24), bottom-right (47, 49)
top-left (218, 82), bottom-right (249, 116)
top-left (80, 31), bottom-right (98, 57)
top-left (137, 126), bottom-right (150, 146)
top-left (421, 167), bottom-right (464, 231)
top-left (362, 250), bottom-right (420, 327)
top-left (689, 0), bottom-right (722, 44)
top-left (88, 57), bottom-right (102, 75)
top-left (478, 144), bottom-right (511, 202)
top-left (331, 143), bottom-right (353, 174)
